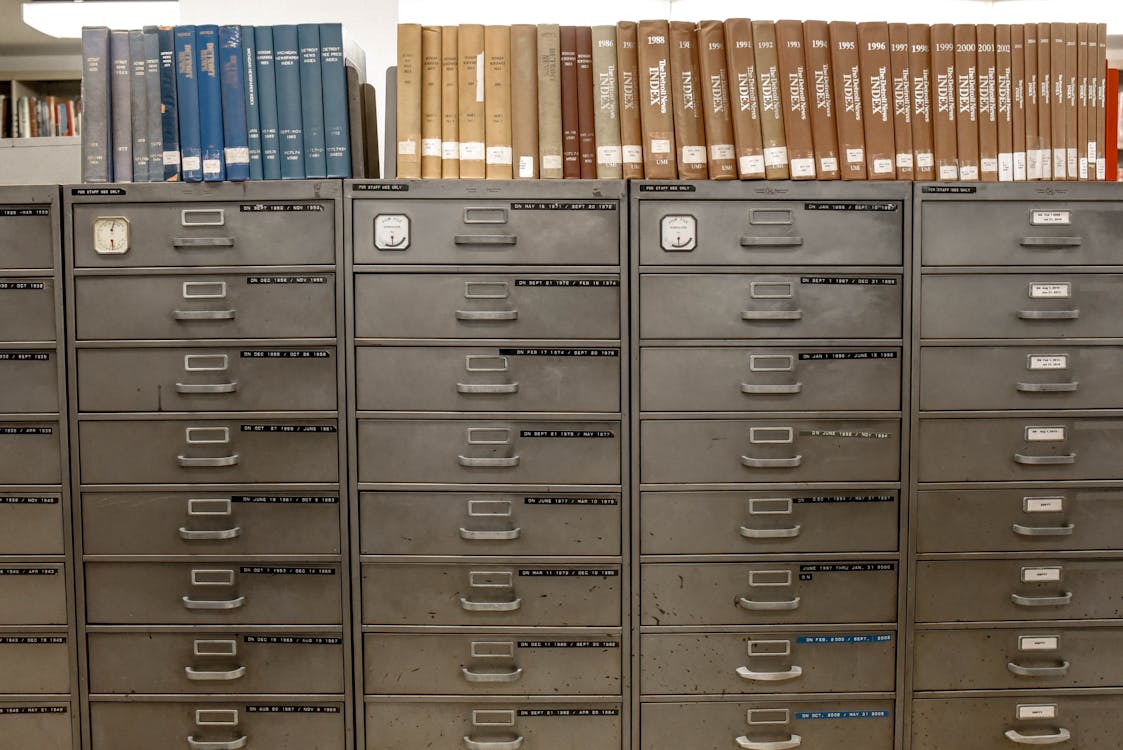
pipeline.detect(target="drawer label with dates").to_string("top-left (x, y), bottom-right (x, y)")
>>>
top-left (516, 709), bottom-right (619, 717)
top-left (240, 424), bottom-right (337, 433)
top-left (794, 711), bottom-right (890, 720)
top-left (524, 497), bottom-right (618, 506)
top-left (792, 495), bottom-right (895, 504)
top-left (514, 279), bottom-right (619, 287)
top-left (498, 348), bottom-right (619, 357)
top-left (799, 277), bottom-right (897, 285)
top-left (0, 496), bottom-right (58, 504)
top-left (0, 208), bottom-right (49, 217)
top-left (519, 430), bottom-right (615, 439)
top-left (1029, 355), bottom-right (1068, 370)
top-left (243, 635), bottom-right (343, 645)
top-left (1025, 427), bottom-right (1065, 442)
top-left (246, 705), bottom-right (340, 714)
top-left (798, 351), bottom-right (898, 360)
top-left (0, 706), bottom-right (66, 714)
top-left (517, 641), bottom-right (620, 648)
top-left (231, 496), bottom-right (338, 504)
top-left (0, 352), bottom-right (49, 361)
top-left (518, 569), bottom-right (618, 577)
top-left (238, 566), bottom-right (336, 575)
top-left (796, 634), bottom-right (893, 645)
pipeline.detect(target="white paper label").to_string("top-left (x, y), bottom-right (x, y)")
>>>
top-left (710, 144), bottom-right (735, 160)
top-left (819, 157), bottom-right (838, 173)
top-left (682, 145), bottom-right (707, 165)
top-left (1088, 141), bottom-right (1097, 164)
top-left (460, 142), bottom-right (485, 160)
top-left (1029, 355), bottom-right (1068, 371)
top-left (1097, 158), bottom-right (1106, 180)
top-left (202, 159), bottom-right (222, 176)
top-left (981, 157), bottom-right (998, 173)
top-left (651, 139), bottom-right (671, 154)
top-left (916, 152), bottom-right (934, 169)
top-left (939, 165), bottom-right (958, 180)
top-left (873, 158), bottom-right (893, 174)
top-left (486, 146), bottom-right (512, 165)
top-left (1040, 150), bottom-right (1051, 179)
top-left (1027, 150), bottom-right (1039, 178)
top-left (163, 150), bottom-right (180, 166)
top-left (397, 139), bottom-right (417, 155)
top-left (896, 153), bottom-right (913, 169)
top-left (181, 156), bottom-right (201, 171)
top-left (224, 147), bottom-right (249, 165)
top-left (542, 154), bottom-right (563, 170)
top-left (596, 146), bottom-right (622, 166)
top-left (1031, 210), bottom-right (1071, 226)
top-left (1025, 496), bottom-right (1065, 513)
top-left (764, 146), bottom-right (788, 168)
top-left (1019, 636), bottom-right (1059, 651)
top-left (442, 141), bottom-right (459, 159)
top-left (518, 156), bottom-right (535, 178)
top-left (1053, 150), bottom-right (1066, 177)
top-left (1079, 157), bottom-right (1089, 178)
top-left (475, 52), bottom-right (484, 102)
top-left (740, 155), bottom-right (766, 174)
top-left (1067, 148), bottom-right (1077, 176)
top-left (998, 153), bottom-right (1013, 181)
top-left (1017, 704), bottom-right (1057, 720)
top-left (421, 138), bottom-right (442, 157)
top-left (1014, 152), bottom-right (1027, 181)
top-left (846, 147), bottom-right (864, 163)
top-left (790, 157), bottom-right (815, 177)
top-left (1026, 426), bottom-right (1065, 442)
top-left (622, 145), bottom-right (643, 163)
top-left (1029, 282), bottom-right (1071, 299)
top-left (959, 165), bottom-right (979, 180)
top-left (1022, 566), bottom-right (1062, 582)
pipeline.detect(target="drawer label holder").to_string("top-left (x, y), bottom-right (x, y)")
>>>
top-left (498, 348), bottom-right (619, 357)
top-left (246, 705), bottom-right (341, 713)
top-left (0, 636), bottom-right (66, 644)
top-left (238, 566), bottom-right (336, 575)
top-left (796, 634), bottom-right (893, 645)
top-left (510, 201), bottom-right (617, 210)
top-left (524, 497), bottom-right (618, 506)
top-left (516, 709), bottom-right (620, 717)
top-left (239, 203), bottom-right (325, 213)
top-left (0, 706), bottom-right (67, 714)
top-left (0, 352), bottom-right (50, 361)
top-left (520, 430), bottom-right (615, 439)
top-left (794, 710), bottom-right (891, 720)
top-left (791, 495), bottom-right (895, 504)
top-left (0, 207), bottom-right (49, 217)
top-left (517, 641), bottom-right (620, 648)
top-left (243, 635), bottom-right (343, 645)
top-left (231, 496), bottom-right (339, 504)
top-left (0, 496), bottom-right (58, 504)
top-left (240, 350), bottom-right (332, 358)
top-left (518, 569), bottom-right (618, 577)
top-left (799, 351), bottom-right (898, 360)
top-left (803, 201), bottom-right (899, 211)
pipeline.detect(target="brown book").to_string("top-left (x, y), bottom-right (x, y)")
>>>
top-left (361, 82), bottom-right (380, 178)
top-left (996, 25), bottom-right (1013, 181)
top-left (669, 21), bottom-right (708, 179)
top-left (953, 24), bottom-right (979, 180)
top-left (559, 26), bottom-right (580, 178)
top-left (1024, 24), bottom-right (1039, 178)
top-left (977, 24), bottom-right (998, 181)
top-left (616, 22), bottom-right (644, 178)
top-left (421, 26), bottom-right (442, 178)
top-left (576, 27), bottom-right (597, 178)
top-left (830, 21), bottom-right (866, 179)
top-left (1051, 23), bottom-right (1066, 178)
top-left (440, 26), bottom-right (459, 178)
top-left (1065, 23), bottom-right (1077, 179)
top-left (725, 18), bottom-right (766, 179)
top-left (889, 23), bottom-right (913, 180)
top-left (1095, 23), bottom-right (1106, 180)
top-left (857, 22), bottom-right (895, 180)
top-left (396, 23), bottom-right (422, 178)
top-left (775, 20), bottom-right (815, 178)
top-left (346, 64), bottom-right (366, 178)
top-left (753, 20), bottom-right (789, 179)
top-left (537, 24), bottom-right (563, 179)
top-left (1085, 23), bottom-right (1097, 180)
top-left (908, 24), bottom-right (935, 179)
top-left (457, 24), bottom-right (486, 179)
top-left (1011, 25), bottom-right (1026, 180)
top-left (931, 24), bottom-right (958, 179)
top-left (511, 24), bottom-right (539, 179)
top-left (1077, 23), bottom-right (1089, 180)
top-left (591, 26), bottom-right (622, 179)
top-left (1038, 24), bottom-right (1052, 179)
top-left (696, 20), bottom-right (737, 179)
top-left (484, 25), bottom-right (512, 179)
top-left (636, 20), bottom-right (677, 179)
top-left (804, 20), bottom-right (840, 179)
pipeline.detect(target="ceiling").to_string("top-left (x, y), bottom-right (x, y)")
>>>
top-left (0, 0), bottom-right (82, 55)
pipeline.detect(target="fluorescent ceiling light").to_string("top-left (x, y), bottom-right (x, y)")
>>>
top-left (21, 1), bottom-right (180, 39)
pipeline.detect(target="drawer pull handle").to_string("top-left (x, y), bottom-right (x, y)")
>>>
top-left (1014, 453), bottom-right (1076, 466)
top-left (741, 382), bottom-right (803, 395)
top-left (1011, 592), bottom-right (1073, 607)
top-left (1004, 728), bottom-right (1071, 745)
top-left (740, 235), bottom-right (804, 247)
top-left (1019, 236), bottom-right (1083, 247)
top-left (458, 456), bottom-right (520, 468)
top-left (454, 234), bottom-right (518, 246)
top-left (456, 310), bottom-right (519, 321)
top-left (185, 666), bottom-right (247, 681)
top-left (463, 736), bottom-right (524, 750)
top-left (182, 595), bottom-right (246, 611)
top-left (741, 310), bottom-right (803, 321)
top-left (741, 455), bottom-right (802, 469)
top-left (179, 527), bottom-right (242, 541)
top-left (174, 309), bottom-right (237, 321)
top-left (1007, 660), bottom-right (1071, 678)
top-left (457, 383), bottom-right (520, 395)
top-left (1017, 309), bottom-right (1080, 320)
top-left (173, 237), bottom-right (236, 248)
top-left (461, 667), bottom-right (524, 683)
top-left (460, 528), bottom-right (522, 541)
top-left (460, 597), bottom-right (522, 612)
top-left (187, 736), bottom-right (247, 750)
top-left (736, 734), bottom-right (802, 750)
top-left (177, 455), bottom-right (240, 468)
top-left (738, 597), bottom-right (801, 612)
top-left (176, 382), bottom-right (239, 394)
top-left (735, 665), bottom-right (803, 682)
top-left (740, 525), bottom-right (802, 539)
top-left (1016, 381), bottom-right (1079, 393)
top-left (1012, 523), bottom-right (1075, 537)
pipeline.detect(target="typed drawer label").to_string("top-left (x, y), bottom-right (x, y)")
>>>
top-left (1030, 282), bottom-right (1071, 299)
top-left (1025, 426), bottom-right (1065, 442)
top-left (1030, 210), bottom-right (1072, 225)
top-left (1019, 636), bottom-right (1059, 651)
top-left (1029, 355), bottom-right (1068, 370)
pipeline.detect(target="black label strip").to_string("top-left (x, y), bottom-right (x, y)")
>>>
top-left (0, 568), bottom-right (58, 575)
top-left (520, 430), bottom-right (615, 439)
top-left (799, 563), bottom-right (896, 573)
top-left (231, 496), bottom-right (338, 504)
top-left (240, 350), bottom-right (332, 358)
top-left (804, 201), bottom-right (899, 211)
top-left (246, 705), bottom-right (341, 713)
top-left (352, 183), bottom-right (409, 191)
top-left (0, 208), bottom-right (50, 217)
top-left (243, 636), bottom-right (342, 645)
top-left (72, 187), bottom-right (125, 196)
top-left (240, 424), bottom-right (337, 433)
top-left (0, 427), bottom-right (53, 435)
top-left (0, 636), bottom-right (66, 644)
top-left (799, 277), bottom-right (898, 286)
top-left (640, 184), bottom-right (696, 192)
top-left (498, 348), bottom-right (619, 357)
top-left (798, 352), bottom-right (897, 361)
top-left (239, 203), bottom-right (325, 212)
top-left (518, 641), bottom-right (620, 648)
top-left (517, 708), bottom-right (620, 717)
top-left (524, 497), bottom-right (619, 506)
top-left (0, 496), bottom-right (59, 504)
top-left (0, 706), bottom-right (67, 714)
top-left (239, 566), bottom-right (336, 575)
top-left (519, 569), bottom-right (618, 577)
top-left (0, 282), bottom-right (46, 290)
top-left (922, 185), bottom-right (977, 194)
top-left (510, 201), bottom-right (617, 210)
top-left (791, 495), bottom-right (895, 504)
top-left (514, 279), bottom-right (619, 287)
top-left (246, 276), bottom-right (328, 284)
top-left (800, 429), bottom-right (892, 440)
top-left (0, 352), bottom-right (50, 361)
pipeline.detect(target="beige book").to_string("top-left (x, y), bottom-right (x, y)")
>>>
top-left (1095, 23), bottom-right (1106, 180)
top-left (458, 24), bottom-right (486, 179)
top-left (1077, 23), bottom-right (1088, 180)
top-left (669, 21), bottom-right (708, 179)
top-left (908, 24), bottom-right (935, 179)
top-left (830, 21), bottom-right (867, 179)
top-left (483, 25), bottom-right (512, 179)
top-left (396, 23), bottom-right (422, 178)
top-left (696, 20), bottom-right (737, 179)
top-left (636, 19), bottom-right (676, 178)
top-left (977, 24), bottom-right (998, 181)
top-left (536, 24), bottom-right (563, 179)
top-left (1024, 24), bottom-right (1039, 179)
top-left (511, 24), bottom-right (539, 178)
top-left (752, 20), bottom-right (789, 179)
top-left (889, 23), bottom-right (913, 180)
top-left (1051, 23), bottom-right (1065, 178)
top-left (724, 18), bottom-right (766, 179)
top-left (804, 20), bottom-right (840, 179)
top-left (1038, 25), bottom-right (1052, 179)
top-left (420, 26), bottom-right (442, 178)
top-left (1010, 25), bottom-right (1026, 180)
top-left (440, 26), bottom-right (459, 178)
top-left (591, 26), bottom-right (622, 178)
top-left (776, 19), bottom-right (815, 179)
top-left (858, 22), bottom-right (895, 180)
top-left (616, 22), bottom-right (644, 178)
top-left (1065, 23), bottom-right (1077, 179)
top-left (930, 23), bottom-right (958, 180)
top-left (953, 24), bottom-right (979, 180)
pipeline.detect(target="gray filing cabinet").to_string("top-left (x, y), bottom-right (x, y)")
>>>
top-left (346, 180), bottom-right (629, 750)
top-left (64, 183), bottom-right (351, 750)
top-left (633, 181), bottom-right (910, 750)
top-left (910, 183), bottom-right (1123, 750)
top-left (0, 186), bottom-right (78, 750)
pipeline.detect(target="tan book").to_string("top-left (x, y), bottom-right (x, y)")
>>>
top-left (830, 21), bottom-right (867, 179)
top-left (511, 24), bottom-right (539, 179)
top-left (953, 24), bottom-right (979, 180)
top-left (560, 26), bottom-right (580, 178)
top-left (396, 23), bottom-right (422, 178)
top-left (725, 18), bottom-right (766, 179)
top-left (931, 24), bottom-right (958, 180)
top-left (1065, 23), bottom-right (1077, 179)
top-left (536, 24), bottom-right (563, 179)
top-left (1038, 25), bottom-right (1052, 179)
top-left (977, 24), bottom-right (998, 181)
top-left (908, 24), bottom-right (935, 179)
top-left (669, 21), bottom-right (708, 179)
top-left (1086, 23), bottom-right (1098, 180)
top-left (696, 20), bottom-right (737, 179)
top-left (889, 23), bottom-right (913, 179)
top-left (753, 20), bottom-right (789, 179)
top-left (857, 22), bottom-right (895, 180)
top-left (484, 25), bottom-right (512, 179)
top-left (804, 20), bottom-right (840, 179)
top-left (591, 25), bottom-right (623, 179)
top-left (421, 26), bottom-right (442, 178)
top-left (616, 22), bottom-right (645, 178)
top-left (1095, 23), bottom-right (1106, 180)
top-left (440, 26), bottom-right (459, 178)
top-left (1051, 23), bottom-right (1066, 178)
top-left (1024, 24), bottom-right (1039, 178)
top-left (1077, 23), bottom-right (1089, 180)
top-left (636, 20), bottom-right (677, 179)
top-left (775, 20), bottom-right (815, 179)
top-left (457, 24), bottom-right (486, 179)
top-left (996, 25), bottom-right (1013, 181)
top-left (1011, 25), bottom-right (1027, 180)
top-left (576, 27), bottom-right (597, 178)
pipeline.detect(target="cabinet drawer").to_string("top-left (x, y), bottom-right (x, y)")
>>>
top-left (0, 204), bottom-right (54, 270)
top-left (641, 490), bottom-right (899, 555)
top-left (87, 631), bottom-right (345, 694)
top-left (915, 559), bottom-right (1123, 623)
top-left (77, 347), bottom-right (338, 412)
top-left (360, 491), bottom-right (621, 556)
top-left (82, 492), bottom-right (340, 556)
top-left (918, 417), bottom-right (1123, 483)
top-left (640, 273), bottom-right (902, 340)
top-left (916, 488), bottom-right (1123, 553)
top-left (0, 566), bottom-right (66, 625)
top-left (361, 563), bottom-right (621, 627)
top-left (0, 495), bottom-right (64, 555)
top-left (0, 350), bottom-right (57, 413)
top-left (353, 198), bottom-right (620, 265)
top-left (642, 630), bottom-right (896, 695)
top-left (356, 345), bottom-right (621, 413)
top-left (0, 634), bottom-right (70, 693)
top-left (79, 418), bottom-right (339, 485)
top-left (0, 702), bottom-right (71, 750)
top-left (355, 273), bottom-right (621, 340)
top-left (914, 627), bottom-right (1123, 691)
top-left (642, 347), bottom-right (901, 412)
top-left (366, 701), bottom-right (622, 750)
top-left (84, 562), bottom-right (342, 625)
top-left (90, 701), bottom-right (345, 750)
top-left (72, 200), bottom-right (336, 267)
top-left (642, 700), bottom-right (894, 750)
top-left (0, 278), bottom-right (55, 343)
top-left (0, 421), bottom-right (61, 485)
top-left (74, 273), bottom-right (336, 341)
top-left (642, 562), bottom-right (898, 626)
top-left (912, 695), bottom-right (1121, 750)
top-left (642, 419), bottom-right (901, 484)
top-left (358, 419), bottom-right (620, 485)
top-left (364, 632), bottom-right (621, 695)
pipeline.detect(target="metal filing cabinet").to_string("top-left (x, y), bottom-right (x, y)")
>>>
top-left (64, 183), bottom-right (350, 750)
top-left (633, 182), bottom-right (910, 750)
top-left (346, 180), bottom-right (628, 750)
top-left (0, 186), bottom-right (77, 750)
top-left (910, 183), bottom-right (1123, 750)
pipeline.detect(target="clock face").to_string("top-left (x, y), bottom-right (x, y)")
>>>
top-left (374, 214), bottom-right (411, 251)
top-left (93, 216), bottom-right (130, 255)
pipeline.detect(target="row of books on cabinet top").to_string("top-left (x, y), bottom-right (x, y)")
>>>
top-left (1, 95), bottom-right (81, 139)
top-left (80, 24), bottom-right (380, 184)
top-left (395, 20), bottom-right (1119, 181)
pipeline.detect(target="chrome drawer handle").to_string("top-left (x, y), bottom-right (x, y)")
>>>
top-left (1014, 453), bottom-right (1076, 466)
top-left (1019, 236), bottom-right (1082, 247)
top-left (740, 235), bottom-right (804, 247)
top-left (187, 736), bottom-right (247, 750)
top-left (176, 382), bottom-right (239, 394)
top-left (1004, 728), bottom-right (1071, 745)
top-left (1017, 309), bottom-right (1079, 320)
top-left (740, 525), bottom-right (801, 539)
top-left (742, 455), bottom-right (802, 469)
top-left (460, 597), bottom-right (522, 612)
top-left (455, 310), bottom-right (518, 321)
top-left (173, 237), bottom-right (236, 248)
top-left (178, 455), bottom-right (240, 468)
top-left (185, 666), bottom-right (247, 681)
top-left (179, 527), bottom-right (242, 541)
top-left (454, 234), bottom-right (518, 246)
top-left (1007, 660), bottom-right (1071, 678)
top-left (1016, 381), bottom-right (1079, 393)
top-left (458, 456), bottom-right (520, 468)
top-left (741, 382), bottom-right (803, 395)
top-left (457, 383), bottom-right (520, 395)
top-left (182, 595), bottom-right (246, 611)
top-left (736, 734), bottom-right (802, 750)
top-left (461, 667), bottom-right (524, 683)
top-left (735, 665), bottom-right (803, 682)
top-left (1011, 592), bottom-right (1073, 607)
top-left (460, 528), bottom-right (522, 541)
top-left (463, 736), bottom-right (524, 750)
top-left (741, 310), bottom-right (803, 321)
top-left (174, 309), bottom-right (237, 321)
top-left (1012, 523), bottom-right (1075, 537)
top-left (738, 596), bottom-right (801, 612)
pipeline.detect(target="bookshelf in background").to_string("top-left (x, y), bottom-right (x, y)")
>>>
top-left (0, 72), bottom-right (82, 140)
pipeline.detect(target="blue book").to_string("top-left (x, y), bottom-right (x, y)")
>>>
top-left (319, 23), bottom-right (351, 178)
top-left (272, 24), bottom-right (305, 180)
top-left (80, 27), bottom-right (112, 182)
top-left (254, 26), bottom-right (281, 179)
top-left (128, 30), bottom-right (149, 182)
top-left (297, 23), bottom-right (326, 178)
top-left (173, 26), bottom-right (202, 182)
top-left (219, 25), bottom-right (249, 181)
top-left (157, 26), bottom-right (181, 181)
top-left (195, 25), bottom-right (225, 181)
top-left (109, 30), bottom-right (132, 182)
top-left (242, 25), bottom-right (263, 180)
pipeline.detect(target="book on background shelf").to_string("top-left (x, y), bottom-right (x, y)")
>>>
top-left (396, 23), bottom-right (421, 178)
top-left (110, 29), bottom-right (132, 181)
top-left (242, 25), bottom-right (262, 180)
top-left (174, 26), bottom-right (200, 182)
top-left (536, 24), bottom-right (562, 178)
top-left (888, 23), bottom-right (913, 179)
top-left (1050, 22), bottom-right (1065, 178)
top-left (1065, 23), bottom-right (1077, 179)
top-left (143, 27), bottom-right (163, 182)
top-left (1038, 24), bottom-right (1052, 178)
top-left (1077, 23), bottom-right (1089, 179)
top-left (1024, 24), bottom-right (1039, 179)
top-left (1011, 25), bottom-right (1026, 181)
top-left (976, 23), bottom-right (998, 181)
top-left (1097, 24), bottom-right (1107, 180)
top-left (996, 25), bottom-right (1013, 182)
top-left (273, 25), bottom-right (304, 179)
top-left (254, 26), bottom-right (281, 180)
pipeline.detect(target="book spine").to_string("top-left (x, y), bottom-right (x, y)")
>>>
top-left (1076, 23), bottom-right (1088, 180)
top-left (441, 26), bottom-right (460, 178)
top-left (143, 28), bottom-right (163, 182)
top-left (591, 25), bottom-right (622, 179)
top-left (829, 21), bottom-right (866, 179)
top-left (219, 25), bottom-right (249, 181)
top-left (420, 25), bottom-right (442, 178)
top-left (752, 21), bottom-right (788, 179)
top-left (724, 19), bottom-right (765, 179)
top-left (361, 81), bottom-right (380, 178)
top-left (1024, 24), bottom-right (1039, 178)
top-left (1065, 23), bottom-right (1077, 180)
top-left (953, 24), bottom-right (979, 180)
top-left (157, 27), bottom-right (180, 181)
top-left (254, 27), bottom-right (281, 180)
top-left (996, 25), bottom-right (1013, 181)
top-left (908, 24), bottom-right (935, 179)
top-left (196, 25), bottom-right (225, 181)
top-left (696, 20), bottom-right (737, 179)
top-left (110, 30), bottom-right (132, 182)
top-left (1108, 66), bottom-right (1119, 180)
top-left (273, 25), bottom-right (305, 180)
top-left (1096, 23), bottom-right (1106, 180)
top-left (1039, 25), bottom-right (1052, 178)
top-left (889, 23), bottom-right (914, 179)
top-left (775, 20), bottom-right (814, 179)
top-left (636, 20), bottom-right (676, 179)
top-left (537, 24), bottom-right (563, 179)
top-left (345, 64), bottom-right (365, 178)
top-left (1085, 23), bottom-right (1098, 180)
top-left (560, 25), bottom-right (580, 178)
top-left (174, 26), bottom-right (200, 182)
top-left (1010, 25), bottom-right (1026, 180)
top-left (243, 25), bottom-right (263, 180)
top-left (457, 24), bottom-right (486, 179)
top-left (81, 27), bottom-right (112, 182)
top-left (669, 21), bottom-right (708, 179)
top-left (297, 24), bottom-right (326, 178)
top-left (857, 22), bottom-right (895, 180)
top-left (511, 24), bottom-right (540, 179)
top-left (1050, 23), bottom-right (1066, 178)
top-left (575, 27), bottom-right (597, 178)
top-left (484, 25), bottom-right (513, 179)
top-left (803, 20), bottom-right (840, 179)
top-left (977, 24), bottom-right (998, 181)
top-left (129, 30), bottom-right (149, 182)
top-left (616, 22), bottom-right (644, 179)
